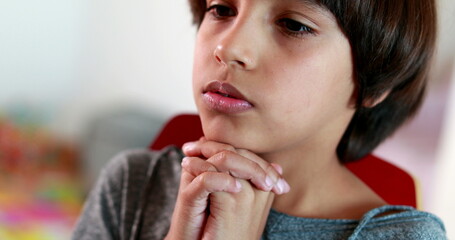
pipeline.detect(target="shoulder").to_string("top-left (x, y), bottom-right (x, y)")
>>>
top-left (104, 146), bottom-right (184, 173)
top-left (72, 146), bottom-right (184, 240)
top-left (354, 205), bottom-right (447, 240)
top-left (98, 146), bottom-right (184, 210)
top-left (85, 145), bottom-right (184, 218)
top-left (101, 146), bottom-right (184, 184)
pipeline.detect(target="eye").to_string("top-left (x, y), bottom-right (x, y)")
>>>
top-left (206, 4), bottom-right (236, 19)
top-left (276, 18), bottom-right (314, 37)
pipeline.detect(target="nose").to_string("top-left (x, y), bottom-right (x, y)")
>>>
top-left (213, 20), bottom-right (258, 70)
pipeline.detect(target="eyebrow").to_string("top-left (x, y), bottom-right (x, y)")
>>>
top-left (296, 0), bottom-right (335, 20)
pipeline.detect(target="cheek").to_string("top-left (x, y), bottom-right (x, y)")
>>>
top-left (262, 59), bottom-right (321, 105)
top-left (261, 52), bottom-right (354, 120)
top-left (192, 37), bottom-right (212, 90)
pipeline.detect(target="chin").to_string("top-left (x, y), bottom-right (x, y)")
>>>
top-left (199, 110), bottom-right (268, 152)
top-left (202, 125), bottom-right (267, 153)
top-left (202, 125), bottom-right (241, 147)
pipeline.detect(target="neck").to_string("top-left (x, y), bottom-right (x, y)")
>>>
top-left (260, 143), bottom-right (386, 219)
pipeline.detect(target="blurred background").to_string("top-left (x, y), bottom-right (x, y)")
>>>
top-left (0, 0), bottom-right (454, 239)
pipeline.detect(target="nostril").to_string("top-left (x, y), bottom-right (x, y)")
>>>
top-left (234, 60), bottom-right (246, 68)
top-left (213, 45), bottom-right (252, 69)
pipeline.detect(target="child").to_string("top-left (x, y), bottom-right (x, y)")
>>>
top-left (73, 0), bottom-right (446, 239)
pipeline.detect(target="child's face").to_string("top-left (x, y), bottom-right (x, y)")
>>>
top-left (192, 0), bottom-right (356, 156)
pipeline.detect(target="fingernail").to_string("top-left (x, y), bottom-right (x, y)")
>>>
top-left (235, 179), bottom-right (242, 192)
top-left (283, 180), bottom-right (291, 193)
top-left (277, 179), bottom-right (286, 194)
top-left (265, 176), bottom-right (273, 189)
top-left (181, 157), bottom-right (189, 166)
top-left (182, 142), bottom-right (196, 152)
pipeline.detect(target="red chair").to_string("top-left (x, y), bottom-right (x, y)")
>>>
top-left (150, 114), bottom-right (419, 208)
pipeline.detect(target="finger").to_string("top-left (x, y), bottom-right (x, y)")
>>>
top-left (182, 155), bottom-right (279, 194)
top-left (270, 163), bottom-right (283, 175)
top-left (181, 157), bottom-right (217, 176)
top-left (268, 162), bottom-right (290, 194)
top-left (183, 140), bottom-right (274, 179)
top-left (170, 170), bottom-right (241, 240)
top-left (235, 149), bottom-right (290, 194)
top-left (185, 142), bottom-right (280, 182)
top-left (183, 140), bottom-right (289, 194)
top-left (182, 172), bottom-right (242, 205)
top-left (207, 150), bottom-right (276, 192)
top-left (182, 140), bottom-right (236, 158)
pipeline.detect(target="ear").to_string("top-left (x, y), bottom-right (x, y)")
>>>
top-left (363, 90), bottom-right (391, 108)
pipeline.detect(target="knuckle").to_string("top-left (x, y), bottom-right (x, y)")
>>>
top-left (182, 157), bottom-right (201, 173)
top-left (180, 184), bottom-right (197, 201)
top-left (201, 172), bottom-right (232, 190)
top-left (202, 161), bottom-right (217, 172)
top-left (259, 167), bottom-right (268, 179)
top-left (197, 172), bottom-right (210, 186)
top-left (183, 156), bottom-right (195, 166)
top-left (202, 141), bottom-right (236, 154)
top-left (212, 142), bottom-right (236, 152)
top-left (213, 150), bottom-right (232, 165)
top-left (251, 161), bottom-right (264, 174)
top-left (192, 173), bottom-right (212, 191)
top-left (265, 163), bottom-right (277, 176)
top-left (236, 148), bottom-right (250, 157)
top-left (224, 145), bottom-right (236, 153)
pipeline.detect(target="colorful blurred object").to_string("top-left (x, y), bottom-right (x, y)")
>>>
top-left (0, 110), bottom-right (82, 240)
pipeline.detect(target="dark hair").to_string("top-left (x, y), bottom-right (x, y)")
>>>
top-left (188, 0), bottom-right (437, 163)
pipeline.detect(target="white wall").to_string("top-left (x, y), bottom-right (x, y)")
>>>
top-left (432, 62), bottom-right (455, 237)
top-left (0, 0), bottom-right (82, 116)
top-left (430, 1), bottom-right (455, 237)
top-left (0, 0), bottom-right (197, 141)
top-left (61, 0), bottom-right (197, 140)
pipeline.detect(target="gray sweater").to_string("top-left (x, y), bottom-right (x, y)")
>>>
top-left (72, 146), bottom-right (446, 240)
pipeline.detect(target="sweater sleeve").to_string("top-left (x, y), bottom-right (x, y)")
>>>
top-left (71, 150), bottom-right (130, 240)
top-left (71, 147), bottom-right (183, 240)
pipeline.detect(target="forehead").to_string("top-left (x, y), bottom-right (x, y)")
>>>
top-left (195, 0), bottom-right (337, 24)
top-left (233, 0), bottom-right (335, 21)
top-left (235, 0), bottom-right (334, 24)
top-left (286, 0), bottom-right (334, 18)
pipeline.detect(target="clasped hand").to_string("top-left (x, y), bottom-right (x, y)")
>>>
top-left (165, 138), bottom-right (290, 240)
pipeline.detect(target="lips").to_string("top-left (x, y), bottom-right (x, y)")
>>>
top-left (202, 81), bottom-right (253, 114)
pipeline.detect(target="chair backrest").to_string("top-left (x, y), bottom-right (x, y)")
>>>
top-left (150, 114), bottom-right (418, 208)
